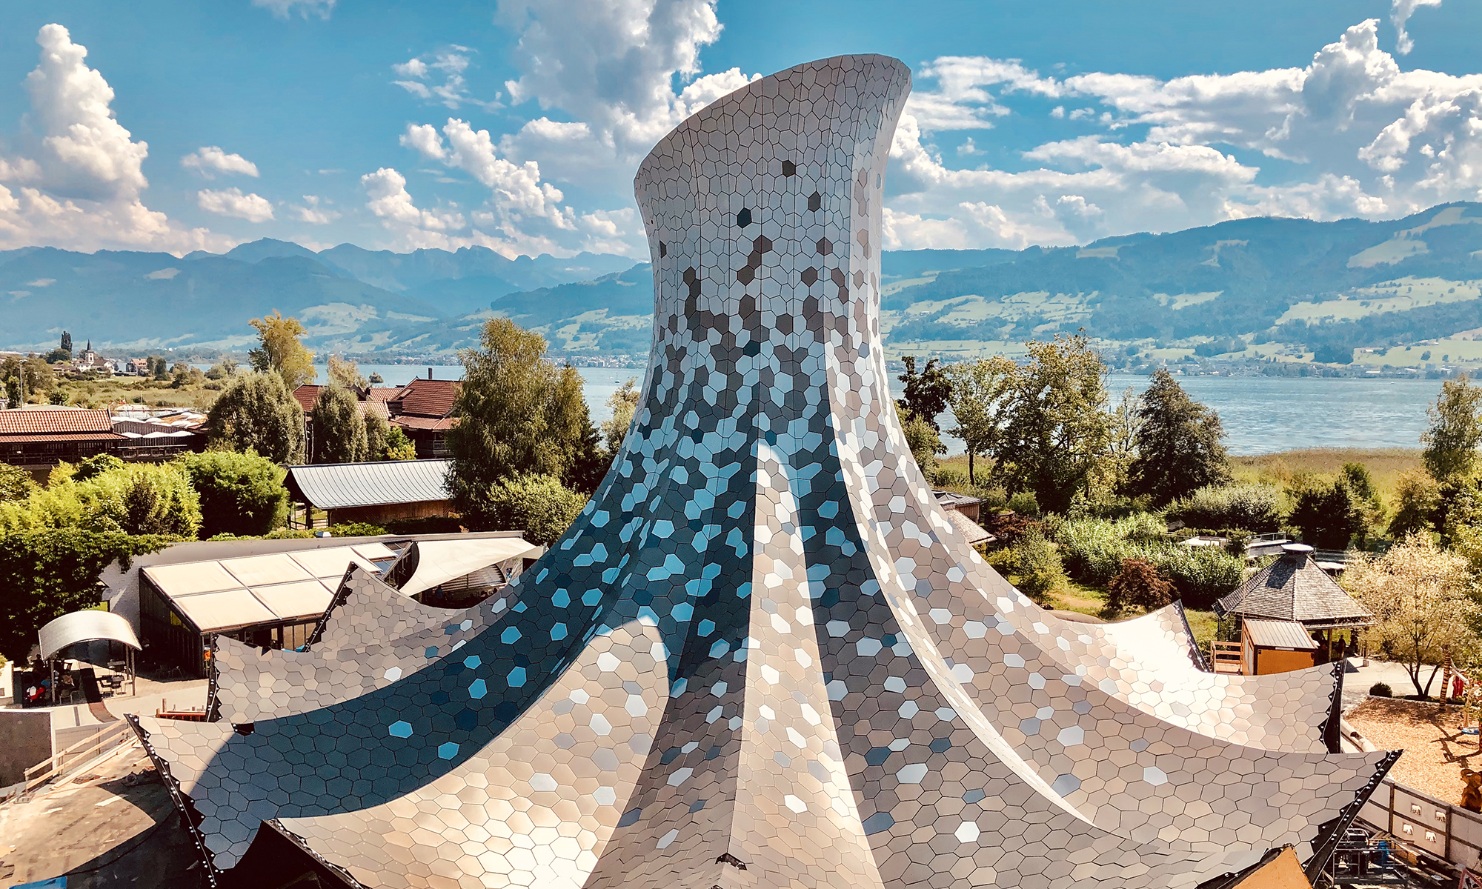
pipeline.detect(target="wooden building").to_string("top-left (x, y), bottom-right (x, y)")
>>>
top-left (284, 459), bottom-right (456, 527)
top-left (1215, 543), bottom-right (1371, 675)
top-left (0, 407), bottom-right (124, 474)
top-left (387, 376), bottom-right (460, 458)
top-left (1241, 618), bottom-right (1321, 676)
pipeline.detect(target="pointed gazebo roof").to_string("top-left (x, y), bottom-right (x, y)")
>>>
top-left (1217, 544), bottom-right (1372, 629)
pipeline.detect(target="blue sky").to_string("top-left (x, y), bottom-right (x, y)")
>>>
top-left (1, 0), bottom-right (1481, 258)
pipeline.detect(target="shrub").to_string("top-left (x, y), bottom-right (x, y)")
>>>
top-left (1151, 545), bottom-right (1243, 609)
top-left (1106, 558), bottom-right (1175, 614)
top-left (1169, 482), bottom-right (1284, 533)
top-left (0, 464), bottom-right (35, 502)
top-left (382, 516), bottom-right (464, 535)
top-left (179, 450), bottom-right (288, 539)
top-left (480, 473), bottom-right (586, 546)
top-left (1009, 529), bottom-right (1065, 602)
top-left (1007, 491), bottom-right (1041, 518)
top-left (1369, 682), bottom-right (1393, 698)
top-left (1055, 513), bottom-right (1243, 608)
top-left (323, 522), bottom-right (388, 538)
top-left (0, 461), bottom-right (201, 538)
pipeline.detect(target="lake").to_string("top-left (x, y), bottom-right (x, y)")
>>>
top-left (329, 365), bottom-right (1440, 456)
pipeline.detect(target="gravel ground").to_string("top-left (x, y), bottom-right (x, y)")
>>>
top-left (1347, 696), bottom-right (1482, 804)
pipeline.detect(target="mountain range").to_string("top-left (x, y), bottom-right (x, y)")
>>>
top-left (5, 203), bottom-right (1482, 368)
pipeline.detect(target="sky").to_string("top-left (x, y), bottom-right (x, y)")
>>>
top-left (2, 0), bottom-right (1482, 259)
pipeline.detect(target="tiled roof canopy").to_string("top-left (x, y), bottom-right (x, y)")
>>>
top-left (390, 378), bottom-right (460, 418)
top-left (0, 407), bottom-right (114, 435)
top-left (1218, 544), bottom-right (1372, 628)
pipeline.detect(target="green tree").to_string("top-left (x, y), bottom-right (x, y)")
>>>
top-left (897, 356), bottom-right (952, 432)
top-left (989, 335), bottom-right (1112, 514)
top-left (1288, 477), bottom-right (1365, 550)
top-left (248, 310), bottom-right (316, 390)
top-left (481, 473), bottom-right (586, 546)
top-left (149, 355), bottom-right (170, 381)
top-left (384, 426), bottom-right (416, 461)
top-left (1344, 534), bottom-right (1480, 697)
top-left (179, 450), bottom-right (289, 538)
top-left (4, 374), bottom-right (21, 407)
top-left (945, 357), bottom-right (1015, 485)
top-left (1126, 369), bottom-right (1231, 506)
top-left (312, 385), bottom-right (369, 464)
top-left (1105, 558), bottom-right (1176, 614)
top-left (898, 407), bottom-right (942, 480)
top-left (1169, 482), bottom-right (1285, 533)
top-left (447, 319), bottom-right (599, 523)
top-left (0, 464), bottom-right (35, 502)
top-left (206, 371), bottom-right (306, 464)
top-left (327, 355), bottom-right (367, 391)
top-left (0, 530), bottom-right (170, 663)
top-left (170, 362), bottom-right (205, 389)
top-left (1388, 469), bottom-right (1441, 539)
top-left (364, 409), bottom-right (390, 461)
top-left (205, 356), bottom-right (238, 381)
top-left (1421, 374), bottom-right (1482, 484)
top-left (74, 453), bottom-right (125, 482)
top-left (601, 377), bottom-right (641, 454)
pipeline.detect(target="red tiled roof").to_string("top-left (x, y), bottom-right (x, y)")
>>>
top-left (292, 385), bottom-right (324, 414)
top-left (0, 431), bottom-right (125, 443)
top-left (0, 408), bottom-right (114, 435)
top-left (366, 387), bottom-right (402, 403)
top-left (391, 415), bottom-right (458, 432)
top-left (391, 378), bottom-right (460, 419)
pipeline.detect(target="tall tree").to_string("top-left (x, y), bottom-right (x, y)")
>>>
top-left (1126, 369), bottom-right (1231, 506)
top-left (312, 385), bottom-right (369, 464)
top-left (1344, 534), bottom-right (1480, 697)
top-left (1422, 374), bottom-right (1482, 484)
top-left (248, 310), bottom-right (316, 390)
top-left (945, 357), bottom-right (1016, 484)
top-left (327, 355), bottom-right (367, 391)
top-left (1288, 476), bottom-right (1367, 550)
top-left (206, 371), bottom-right (306, 464)
top-left (446, 319), bottom-right (599, 525)
top-left (989, 335), bottom-right (1112, 514)
top-left (896, 356), bottom-right (952, 432)
top-left (601, 378), bottom-right (642, 455)
top-left (364, 409), bottom-right (390, 461)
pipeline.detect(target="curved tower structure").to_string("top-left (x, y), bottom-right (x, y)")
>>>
top-left (134, 54), bottom-right (1394, 889)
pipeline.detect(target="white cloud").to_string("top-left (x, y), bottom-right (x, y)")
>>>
top-left (181, 146), bottom-right (260, 178)
top-left (1393, 0), bottom-right (1444, 54)
top-left (291, 195), bottom-right (337, 224)
top-left (252, 0), bottom-right (336, 20)
top-left (880, 15), bottom-right (1482, 249)
top-left (392, 47), bottom-right (497, 110)
top-left (361, 167), bottom-right (466, 248)
top-left (0, 25), bottom-right (222, 253)
top-left (198, 187), bottom-right (275, 223)
top-left (496, 0), bottom-right (738, 155)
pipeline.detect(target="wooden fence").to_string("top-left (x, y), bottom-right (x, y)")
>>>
top-left (1357, 776), bottom-right (1482, 873)
top-left (19, 718), bottom-right (134, 796)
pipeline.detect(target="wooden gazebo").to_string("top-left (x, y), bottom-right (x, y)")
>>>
top-left (1214, 543), bottom-right (1372, 675)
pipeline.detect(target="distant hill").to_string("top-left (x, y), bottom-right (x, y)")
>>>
top-left (7, 204), bottom-right (1482, 369)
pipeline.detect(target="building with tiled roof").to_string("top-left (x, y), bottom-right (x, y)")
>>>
top-left (0, 406), bottom-right (124, 472)
top-left (1215, 543), bottom-right (1371, 672)
top-left (386, 376), bottom-right (461, 458)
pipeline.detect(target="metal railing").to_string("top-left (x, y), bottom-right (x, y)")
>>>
top-left (20, 718), bottom-right (134, 795)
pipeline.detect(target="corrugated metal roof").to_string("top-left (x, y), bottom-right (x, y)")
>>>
top-left (0, 407), bottom-right (113, 434)
top-left (1218, 549), bottom-right (1371, 626)
top-left (1243, 618), bottom-right (1319, 651)
top-left (285, 459), bottom-right (453, 510)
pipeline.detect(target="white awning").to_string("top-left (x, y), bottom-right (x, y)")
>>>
top-left (399, 537), bottom-right (539, 597)
top-left (38, 609), bottom-right (141, 660)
